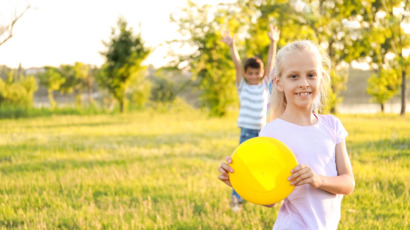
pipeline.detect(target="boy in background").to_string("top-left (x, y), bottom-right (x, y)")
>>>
top-left (222, 24), bottom-right (280, 211)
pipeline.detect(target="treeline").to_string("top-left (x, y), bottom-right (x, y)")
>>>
top-left (0, 18), bottom-right (178, 118)
top-left (170, 0), bottom-right (409, 115)
top-left (1, 1), bottom-right (409, 117)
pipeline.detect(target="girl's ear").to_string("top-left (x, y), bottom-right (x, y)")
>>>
top-left (275, 76), bottom-right (284, 91)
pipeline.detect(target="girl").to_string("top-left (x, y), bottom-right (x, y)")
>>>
top-left (218, 40), bottom-right (355, 229)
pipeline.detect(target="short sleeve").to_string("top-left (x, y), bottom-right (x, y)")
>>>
top-left (334, 116), bottom-right (348, 144)
top-left (237, 78), bottom-right (245, 91)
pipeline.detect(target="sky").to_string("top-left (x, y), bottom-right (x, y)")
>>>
top-left (0, 0), bottom-right (234, 69)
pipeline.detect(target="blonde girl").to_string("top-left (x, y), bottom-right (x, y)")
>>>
top-left (218, 40), bottom-right (355, 230)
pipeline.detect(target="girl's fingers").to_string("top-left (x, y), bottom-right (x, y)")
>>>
top-left (289, 166), bottom-right (309, 180)
top-left (221, 162), bottom-right (233, 173)
top-left (290, 171), bottom-right (312, 185)
top-left (291, 164), bottom-right (302, 173)
top-left (293, 178), bottom-right (312, 186)
top-left (218, 174), bottom-right (229, 181)
top-left (218, 166), bottom-right (228, 175)
top-left (225, 156), bottom-right (232, 163)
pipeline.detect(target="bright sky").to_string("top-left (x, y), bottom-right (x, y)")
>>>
top-left (0, 0), bottom-right (234, 69)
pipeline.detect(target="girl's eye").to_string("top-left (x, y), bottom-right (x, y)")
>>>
top-left (308, 73), bottom-right (316, 78)
top-left (290, 74), bottom-right (297, 79)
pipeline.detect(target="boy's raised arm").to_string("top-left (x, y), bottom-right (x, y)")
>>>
top-left (265, 24), bottom-right (280, 81)
top-left (222, 30), bottom-right (242, 86)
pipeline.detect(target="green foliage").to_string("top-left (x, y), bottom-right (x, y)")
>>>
top-left (172, 1), bottom-right (237, 116)
top-left (0, 111), bottom-right (408, 228)
top-left (128, 68), bottom-right (151, 108)
top-left (0, 69), bottom-right (38, 107)
top-left (37, 66), bottom-right (65, 108)
top-left (173, 0), bottom-right (369, 114)
top-left (150, 75), bottom-right (176, 103)
top-left (99, 17), bottom-right (151, 113)
top-left (367, 69), bottom-right (401, 110)
top-left (354, 0), bottom-right (410, 115)
top-left (60, 62), bottom-right (90, 107)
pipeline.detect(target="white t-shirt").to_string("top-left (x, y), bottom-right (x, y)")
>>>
top-left (237, 78), bottom-right (269, 130)
top-left (259, 114), bottom-right (349, 230)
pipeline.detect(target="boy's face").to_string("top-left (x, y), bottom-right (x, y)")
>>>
top-left (244, 67), bottom-right (264, 85)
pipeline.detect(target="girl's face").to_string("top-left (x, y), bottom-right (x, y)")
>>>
top-left (275, 50), bottom-right (321, 110)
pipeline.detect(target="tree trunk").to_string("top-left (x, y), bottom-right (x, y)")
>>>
top-left (88, 78), bottom-right (93, 104)
top-left (75, 93), bottom-right (82, 108)
top-left (120, 94), bottom-right (125, 113)
top-left (400, 70), bottom-right (406, 115)
top-left (381, 103), bottom-right (384, 113)
top-left (48, 89), bottom-right (55, 108)
top-left (330, 86), bottom-right (337, 114)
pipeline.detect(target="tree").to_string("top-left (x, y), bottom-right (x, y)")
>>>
top-left (367, 68), bottom-right (401, 112)
top-left (0, 66), bottom-right (37, 107)
top-left (227, 0), bottom-right (362, 113)
top-left (0, 4), bottom-right (30, 46)
top-left (354, 0), bottom-right (410, 115)
top-left (87, 65), bottom-right (98, 105)
top-left (37, 66), bottom-right (65, 108)
top-left (171, 1), bottom-right (237, 116)
top-left (60, 62), bottom-right (90, 107)
top-left (99, 18), bottom-right (151, 112)
top-left (381, 0), bottom-right (410, 115)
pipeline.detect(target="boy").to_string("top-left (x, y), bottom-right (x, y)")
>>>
top-left (222, 24), bottom-right (280, 211)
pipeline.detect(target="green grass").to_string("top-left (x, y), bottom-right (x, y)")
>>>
top-left (0, 109), bottom-right (408, 229)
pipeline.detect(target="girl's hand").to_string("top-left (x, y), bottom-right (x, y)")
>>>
top-left (288, 164), bottom-right (323, 188)
top-left (218, 156), bottom-right (234, 187)
top-left (268, 24), bottom-right (280, 42)
top-left (221, 30), bottom-right (234, 47)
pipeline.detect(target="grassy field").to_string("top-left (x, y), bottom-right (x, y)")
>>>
top-left (0, 108), bottom-right (408, 229)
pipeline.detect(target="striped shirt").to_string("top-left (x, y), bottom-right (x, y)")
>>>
top-left (237, 78), bottom-right (269, 130)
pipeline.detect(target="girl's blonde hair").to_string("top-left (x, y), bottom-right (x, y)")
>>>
top-left (269, 40), bottom-right (331, 119)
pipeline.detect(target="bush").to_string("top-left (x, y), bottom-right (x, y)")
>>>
top-left (150, 76), bottom-right (176, 103)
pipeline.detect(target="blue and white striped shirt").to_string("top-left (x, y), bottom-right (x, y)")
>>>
top-left (237, 78), bottom-right (269, 130)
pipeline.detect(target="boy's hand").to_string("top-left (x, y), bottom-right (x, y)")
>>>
top-left (218, 156), bottom-right (234, 187)
top-left (268, 24), bottom-right (280, 42)
top-left (222, 30), bottom-right (234, 47)
top-left (288, 164), bottom-right (323, 188)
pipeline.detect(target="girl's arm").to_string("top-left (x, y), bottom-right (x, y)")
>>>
top-left (222, 30), bottom-right (242, 86)
top-left (289, 140), bottom-right (355, 195)
top-left (318, 140), bottom-right (355, 194)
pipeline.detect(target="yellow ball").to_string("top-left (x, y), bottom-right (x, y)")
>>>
top-left (230, 137), bottom-right (298, 205)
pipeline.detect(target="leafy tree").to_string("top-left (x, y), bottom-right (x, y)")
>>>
top-left (0, 68), bottom-right (37, 107)
top-left (60, 62), bottom-right (90, 107)
top-left (37, 66), bottom-right (65, 108)
top-left (150, 72), bottom-right (176, 104)
top-left (367, 68), bottom-right (401, 112)
top-left (171, 1), bottom-right (237, 116)
top-left (99, 18), bottom-right (151, 112)
top-left (353, 0), bottom-right (410, 115)
top-left (382, 0), bottom-right (410, 115)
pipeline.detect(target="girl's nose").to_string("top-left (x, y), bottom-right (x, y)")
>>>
top-left (299, 78), bottom-right (309, 88)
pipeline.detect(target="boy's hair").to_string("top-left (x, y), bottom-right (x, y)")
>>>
top-left (269, 40), bottom-right (331, 119)
top-left (244, 57), bottom-right (264, 72)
